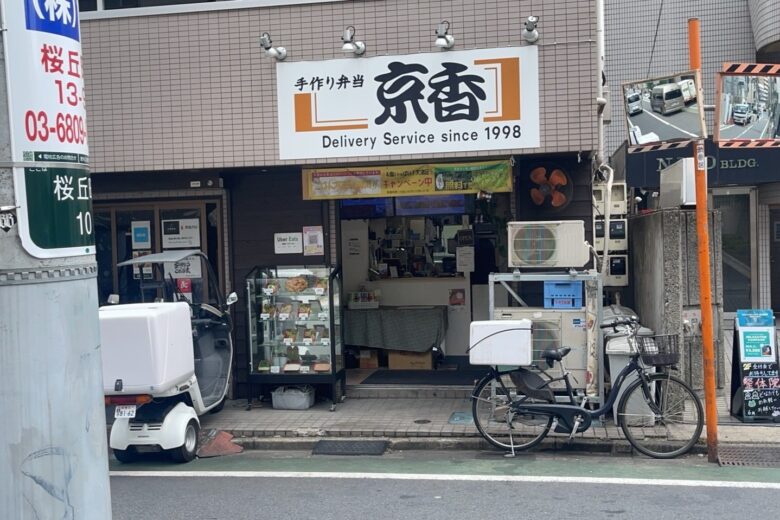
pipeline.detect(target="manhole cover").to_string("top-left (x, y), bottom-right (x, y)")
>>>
top-left (312, 440), bottom-right (389, 456)
top-left (414, 419), bottom-right (431, 424)
top-left (718, 445), bottom-right (780, 468)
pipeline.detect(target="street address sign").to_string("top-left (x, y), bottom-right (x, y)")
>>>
top-left (3, 0), bottom-right (94, 257)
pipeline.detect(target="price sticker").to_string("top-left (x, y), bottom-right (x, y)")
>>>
top-left (283, 338), bottom-right (293, 346)
top-left (260, 313), bottom-right (270, 320)
top-left (303, 338), bottom-right (313, 346)
top-left (263, 288), bottom-right (276, 296)
top-left (298, 313), bottom-right (310, 320)
top-left (322, 338), bottom-right (330, 346)
top-left (270, 366), bottom-right (281, 374)
top-left (318, 312), bottom-right (329, 320)
top-left (278, 313), bottom-right (290, 321)
top-left (300, 365), bottom-right (311, 373)
top-left (314, 288), bottom-right (325, 296)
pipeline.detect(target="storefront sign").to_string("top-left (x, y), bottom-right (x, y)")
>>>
top-left (274, 232), bottom-right (303, 254)
top-left (161, 219), bottom-right (200, 248)
top-left (131, 221), bottom-right (151, 249)
top-left (277, 47), bottom-right (539, 160)
top-left (734, 309), bottom-right (780, 420)
top-left (164, 256), bottom-right (202, 279)
top-left (302, 226), bottom-right (324, 256)
top-left (302, 160), bottom-right (512, 200)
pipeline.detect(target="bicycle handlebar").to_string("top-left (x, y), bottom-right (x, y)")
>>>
top-left (599, 316), bottom-right (639, 330)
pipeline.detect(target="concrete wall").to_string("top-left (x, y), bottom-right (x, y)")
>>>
top-left (630, 209), bottom-right (724, 390)
top-left (80, 0), bottom-right (599, 173)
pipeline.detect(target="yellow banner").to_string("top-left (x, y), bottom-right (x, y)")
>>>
top-left (302, 160), bottom-right (512, 200)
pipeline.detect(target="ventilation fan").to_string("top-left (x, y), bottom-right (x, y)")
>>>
top-left (529, 166), bottom-right (574, 210)
top-left (508, 220), bottom-right (589, 268)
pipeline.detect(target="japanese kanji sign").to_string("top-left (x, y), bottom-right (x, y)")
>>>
top-left (277, 47), bottom-right (539, 160)
top-left (301, 160), bottom-right (512, 200)
top-left (4, 0), bottom-right (93, 257)
top-left (734, 309), bottom-right (780, 420)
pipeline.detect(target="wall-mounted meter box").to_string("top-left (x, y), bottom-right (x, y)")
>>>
top-left (605, 254), bottom-right (629, 286)
top-left (593, 182), bottom-right (627, 217)
top-left (594, 219), bottom-right (628, 252)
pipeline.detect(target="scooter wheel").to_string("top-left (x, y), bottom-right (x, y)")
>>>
top-left (113, 447), bottom-right (138, 463)
top-left (170, 420), bottom-right (199, 463)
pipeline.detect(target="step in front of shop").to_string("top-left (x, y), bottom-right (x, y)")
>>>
top-left (346, 385), bottom-right (473, 399)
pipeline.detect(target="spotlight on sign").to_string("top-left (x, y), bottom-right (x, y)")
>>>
top-left (522, 15), bottom-right (539, 43)
top-left (341, 26), bottom-right (366, 56)
top-left (259, 32), bottom-right (287, 61)
top-left (435, 20), bottom-right (455, 49)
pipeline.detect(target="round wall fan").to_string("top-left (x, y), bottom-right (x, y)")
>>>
top-left (529, 166), bottom-right (573, 210)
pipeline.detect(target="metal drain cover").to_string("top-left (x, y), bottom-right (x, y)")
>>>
top-left (718, 445), bottom-right (780, 468)
top-left (312, 440), bottom-right (389, 456)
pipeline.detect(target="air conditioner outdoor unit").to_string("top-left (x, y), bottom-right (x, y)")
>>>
top-left (508, 221), bottom-right (589, 269)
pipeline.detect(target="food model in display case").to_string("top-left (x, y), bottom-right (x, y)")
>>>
top-left (245, 265), bottom-right (345, 405)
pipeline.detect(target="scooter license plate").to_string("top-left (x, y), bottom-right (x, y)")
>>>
top-left (114, 405), bottom-right (137, 419)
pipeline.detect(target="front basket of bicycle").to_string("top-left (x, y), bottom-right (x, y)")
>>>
top-left (636, 334), bottom-right (680, 366)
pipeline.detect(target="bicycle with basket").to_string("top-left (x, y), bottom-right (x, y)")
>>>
top-left (469, 316), bottom-right (704, 459)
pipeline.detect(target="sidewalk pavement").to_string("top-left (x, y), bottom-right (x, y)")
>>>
top-left (200, 393), bottom-right (780, 454)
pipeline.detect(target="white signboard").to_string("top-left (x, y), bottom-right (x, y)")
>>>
top-left (275, 232), bottom-right (303, 254)
top-left (276, 47), bottom-right (539, 160)
top-left (456, 246), bottom-right (475, 273)
top-left (164, 256), bottom-right (203, 280)
top-left (303, 226), bottom-right (324, 256)
top-left (4, 0), bottom-right (88, 161)
top-left (161, 219), bottom-right (200, 248)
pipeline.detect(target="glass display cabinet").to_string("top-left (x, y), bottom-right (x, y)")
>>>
top-left (245, 265), bottom-right (345, 410)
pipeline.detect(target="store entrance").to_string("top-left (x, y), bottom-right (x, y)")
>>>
top-left (770, 209), bottom-right (780, 316)
top-left (94, 200), bottom-right (224, 305)
top-left (337, 194), bottom-right (509, 386)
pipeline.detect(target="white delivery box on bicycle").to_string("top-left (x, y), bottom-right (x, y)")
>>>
top-left (469, 320), bottom-right (533, 366)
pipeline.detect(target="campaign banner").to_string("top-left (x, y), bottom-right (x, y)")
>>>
top-left (302, 160), bottom-right (512, 200)
top-left (277, 47), bottom-right (539, 160)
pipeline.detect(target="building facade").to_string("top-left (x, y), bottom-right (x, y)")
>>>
top-left (80, 0), bottom-right (602, 397)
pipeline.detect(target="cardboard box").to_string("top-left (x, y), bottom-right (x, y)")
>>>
top-left (358, 349), bottom-right (379, 369)
top-left (388, 350), bottom-right (432, 370)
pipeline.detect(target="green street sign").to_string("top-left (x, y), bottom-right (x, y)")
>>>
top-left (16, 166), bottom-right (95, 257)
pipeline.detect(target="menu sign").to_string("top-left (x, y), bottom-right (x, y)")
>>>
top-left (734, 309), bottom-right (780, 421)
top-left (741, 363), bottom-right (780, 419)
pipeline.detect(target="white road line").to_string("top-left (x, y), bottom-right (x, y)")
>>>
top-left (109, 470), bottom-right (780, 489)
top-left (641, 109), bottom-right (698, 138)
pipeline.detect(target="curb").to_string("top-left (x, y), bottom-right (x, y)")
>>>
top-left (231, 435), bottom-right (709, 456)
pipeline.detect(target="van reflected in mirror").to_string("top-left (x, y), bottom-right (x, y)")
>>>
top-left (623, 71), bottom-right (706, 146)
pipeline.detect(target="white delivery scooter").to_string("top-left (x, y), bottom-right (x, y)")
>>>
top-left (100, 250), bottom-right (237, 463)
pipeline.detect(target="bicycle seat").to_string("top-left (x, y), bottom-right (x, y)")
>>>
top-left (541, 347), bottom-right (572, 362)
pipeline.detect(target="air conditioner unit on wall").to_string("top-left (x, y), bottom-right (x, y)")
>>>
top-left (507, 221), bottom-right (589, 269)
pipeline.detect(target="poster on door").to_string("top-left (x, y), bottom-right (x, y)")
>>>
top-left (131, 221), bottom-right (151, 250)
top-left (736, 309), bottom-right (776, 363)
top-left (161, 219), bottom-right (200, 249)
top-left (303, 226), bottom-right (324, 256)
top-left (164, 255), bottom-right (202, 279)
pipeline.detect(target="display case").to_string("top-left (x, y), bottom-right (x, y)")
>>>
top-left (245, 265), bottom-right (345, 410)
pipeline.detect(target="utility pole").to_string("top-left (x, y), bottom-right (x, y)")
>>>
top-left (688, 17), bottom-right (719, 463)
top-left (0, 0), bottom-right (112, 517)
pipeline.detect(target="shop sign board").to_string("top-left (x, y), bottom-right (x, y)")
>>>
top-left (302, 226), bottom-right (324, 256)
top-left (274, 232), bottom-right (303, 254)
top-left (131, 221), bottom-right (151, 249)
top-left (734, 309), bottom-right (780, 420)
top-left (164, 256), bottom-right (202, 280)
top-left (277, 47), bottom-right (539, 160)
top-left (302, 160), bottom-right (512, 200)
top-left (4, 0), bottom-right (93, 257)
top-left (161, 219), bottom-right (200, 249)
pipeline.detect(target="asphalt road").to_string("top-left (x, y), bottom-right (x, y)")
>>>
top-left (109, 450), bottom-right (780, 520)
top-left (627, 98), bottom-right (703, 142)
top-left (719, 113), bottom-right (775, 140)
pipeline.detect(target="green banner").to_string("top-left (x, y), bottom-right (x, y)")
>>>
top-left (24, 167), bottom-right (95, 250)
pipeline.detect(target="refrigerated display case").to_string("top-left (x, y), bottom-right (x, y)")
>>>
top-left (245, 265), bottom-right (345, 410)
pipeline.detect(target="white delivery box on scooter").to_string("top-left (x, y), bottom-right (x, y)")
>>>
top-left (100, 302), bottom-right (194, 395)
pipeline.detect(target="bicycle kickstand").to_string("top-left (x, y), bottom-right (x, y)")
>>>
top-left (567, 416), bottom-right (582, 442)
top-left (505, 411), bottom-right (516, 458)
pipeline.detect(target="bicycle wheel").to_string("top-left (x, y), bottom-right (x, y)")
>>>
top-left (617, 372), bottom-right (704, 459)
top-left (471, 372), bottom-right (552, 452)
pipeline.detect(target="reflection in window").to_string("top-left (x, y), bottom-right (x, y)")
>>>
top-left (714, 194), bottom-right (752, 311)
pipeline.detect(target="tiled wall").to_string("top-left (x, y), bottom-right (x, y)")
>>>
top-left (81, 0), bottom-right (598, 173)
top-left (605, 0), bottom-right (756, 157)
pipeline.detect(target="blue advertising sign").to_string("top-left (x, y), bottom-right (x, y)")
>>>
top-left (24, 0), bottom-right (80, 42)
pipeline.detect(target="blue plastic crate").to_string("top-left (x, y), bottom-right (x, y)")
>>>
top-left (543, 281), bottom-right (583, 309)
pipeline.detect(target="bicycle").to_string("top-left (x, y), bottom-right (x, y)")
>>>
top-left (471, 316), bottom-right (704, 459)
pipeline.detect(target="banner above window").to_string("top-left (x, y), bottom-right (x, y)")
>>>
top-left (302, 160), bottom-right (512, 200)
top-left (277, 47), bottom-right (539, 160)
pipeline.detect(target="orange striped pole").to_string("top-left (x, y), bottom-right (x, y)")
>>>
top-left (689, 17), bottom-right (719, 463)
